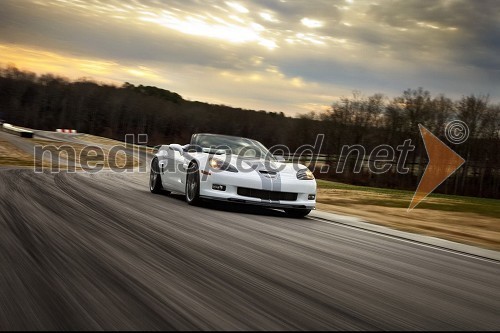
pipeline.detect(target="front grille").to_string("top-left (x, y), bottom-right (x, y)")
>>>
top-left (237, 187), bottom-right (298, 201)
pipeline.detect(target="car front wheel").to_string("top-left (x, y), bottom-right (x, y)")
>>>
top-left (150, 158), bottom-right (163, 194)
top-left (185, 162), bottom-right (201, 205)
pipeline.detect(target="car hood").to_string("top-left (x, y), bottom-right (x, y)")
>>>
top-left (217, 154), bottom-right (307, 176)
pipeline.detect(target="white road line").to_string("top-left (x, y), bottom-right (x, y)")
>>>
top-left (308, 216), bottom-right (500, 264)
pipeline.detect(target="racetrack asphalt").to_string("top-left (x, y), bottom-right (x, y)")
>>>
top-left (1, 167), bottom-right (499, 330)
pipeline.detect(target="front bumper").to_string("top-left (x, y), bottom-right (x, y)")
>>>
top-left (198, 170), bottom-right (316, 210)
top-left (200, 195), bottom-right (315, 210)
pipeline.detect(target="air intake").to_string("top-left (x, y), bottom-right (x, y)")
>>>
top-left (237, 187), bottom-right (297, 201)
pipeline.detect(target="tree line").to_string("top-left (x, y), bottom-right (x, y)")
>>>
top-left (300, 89), bottom-right (499, 198)
top-left (0, 65), bottom-right (498, 198)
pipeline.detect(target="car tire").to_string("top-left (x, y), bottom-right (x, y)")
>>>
top-left (150, 157), bottom-right (165, 194)
top-left (185, 161), bottom-right (201, 205)
top-left (284, 208), bottom-right (311, 218)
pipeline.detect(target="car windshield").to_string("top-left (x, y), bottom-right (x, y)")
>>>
top-left (193, 134), bottom-right (274, 159)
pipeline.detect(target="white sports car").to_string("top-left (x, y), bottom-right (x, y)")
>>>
top-left (149, 133), bottom-right (316, 217)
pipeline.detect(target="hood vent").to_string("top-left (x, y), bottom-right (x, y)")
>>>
top-left (259, 170), bottom-right (277, 175)
top-left (259, 170), bottom-right (278, 178)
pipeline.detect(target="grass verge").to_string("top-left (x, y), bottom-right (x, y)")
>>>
top-left (317, 179), bottom-right (500, 218)
top-left (316, 179), bottom-right (500, 251)
top-left (0, 137), bottom-right (45, 167)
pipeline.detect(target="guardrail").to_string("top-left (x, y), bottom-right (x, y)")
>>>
top-left (1, 123), bottom-right (34, 138)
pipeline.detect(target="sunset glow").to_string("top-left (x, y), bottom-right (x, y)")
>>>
top-left (0, 0), bottom-right (498, 115)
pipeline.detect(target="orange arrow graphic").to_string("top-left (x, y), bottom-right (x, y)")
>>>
top-left (408, 124), bottom-right (465, 211)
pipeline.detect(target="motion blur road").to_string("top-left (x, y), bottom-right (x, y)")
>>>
top-left (1, 168), bottom-right (499, 330)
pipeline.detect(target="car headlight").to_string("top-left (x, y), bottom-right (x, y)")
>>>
top-left (296, 168), bottom-right (314, 180)
top-left (209, 158), bottom-right (238, 172)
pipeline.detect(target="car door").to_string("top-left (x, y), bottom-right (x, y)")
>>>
top-left (162, 146), bottom-right (186, 192)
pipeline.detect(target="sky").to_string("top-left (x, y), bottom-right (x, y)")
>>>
top-left (0, 0), bottom-right (499, 116)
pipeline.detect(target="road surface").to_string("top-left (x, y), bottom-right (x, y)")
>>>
top-left (0, 168), bottom-right (499, 330)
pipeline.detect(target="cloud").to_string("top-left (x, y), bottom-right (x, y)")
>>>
top-left (0, 0), bottom-right (498, 116)
top-left (366, 0), bottom-right (500, 71)
top-left (301, 18), bottom-right (324, 28)
top-left (225, 1), bottom-right (250, 14)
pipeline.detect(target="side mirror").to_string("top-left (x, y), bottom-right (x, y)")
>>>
top-left (169, 144), bottom-right (184, 154)
top-left (152, 145), bottom-right (162, 154)
top-left (275, 155), bottom-right (286, 162)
